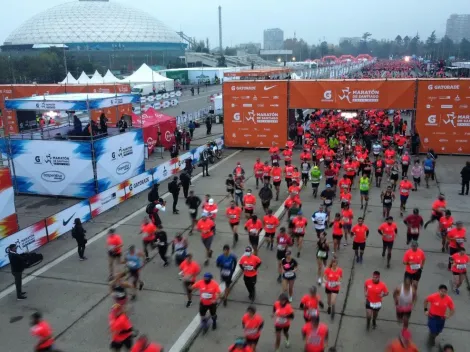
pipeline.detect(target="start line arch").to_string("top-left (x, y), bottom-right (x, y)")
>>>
top-left (223, 79), bottom-right (470, 154)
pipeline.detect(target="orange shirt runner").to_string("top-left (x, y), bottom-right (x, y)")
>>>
top-left (351, 224), bottom-right (369, 243)
top-left (364, 279), bottom-right (389, 307)
top-left (179, 259), bottom-right (200, 283)
top-left (271, 167), bottom-right (282, 183)
top-left (239, 255), bottom-right (262, 277)
top-left (379, 222), bottom-right (398, 242)
top-left (226, 206), bottom-right (242, 224)
top-left (300, 294), bottom-right (322, 319)
top-left (31, 321), bottom-right (55, 349)
top-left (399, 180), bottom-right (413, 197)
top-left (447, 227), bottom-right (466, 249)
top-left (273, 301), bottom-right (294, 328)
top-left (243, 194), bottom-right (256, 210)
top-left (192, 279), bottom-right (221, 305)
top-left (141, 222), bottom-right (157, 242)
top-left (451, 252), bottom-right (469, 274)
top-left (197, 218), bottom-right (215, 239)
top-left (403, 248), bottom-right (426, 274)
top-left (302, 322), bottom-right (329, 352)
top-left (324, 267), bottom-right (343, 292)
top-left (263, 215), bottom-right (280, 234)
top-left (292, 216), bottom-right (308, 236)
top-left (426, 292), bottom-right (454, 317)
top-left (242, 313), bottom-right (264, 340)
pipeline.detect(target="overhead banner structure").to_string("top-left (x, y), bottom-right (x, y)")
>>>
top-left (223, 81), bottom-right (288, 148)
top-left (46, 200), bottom-right (92, 241)
top-left (9, 140), bottom-right (95, 198)
top-left (0, 168), bottom-right (18, 238)
top-left (94, 129), bottom-right (145, 192)
top-left (416, 80), bottom-right (470, 154)
top-left (289, 80), bottom-right (416, 109)
top-left (0, 220), bottom-right (48, 267)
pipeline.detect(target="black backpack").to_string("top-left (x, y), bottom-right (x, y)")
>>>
top-left (146, 203), bottom-right (154, 214)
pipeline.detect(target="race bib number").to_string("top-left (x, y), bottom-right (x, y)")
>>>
top-left (317, 250), bottom-right (327, 258)
top-left (230, 214), bottom-right (237, 219)
top-left (295, 227), bottom-right (304, 233)
top-left (274, 176), bottom-right (281, 181)
top-left (266, 224), bottom-right (274, 229)
top-left (245, 204), bottom-right (253, 208)
top-left (402, 161), bottom-right (409, 165)
top-left (384, 199), bottom-right (391, 204)
top-left (244, 328), bottom-right (258, 336)
top-left (284, 271), bottom-right (295, 278)
top-left (456, 238), bottom-right (465, 244)
top-left (308, 309), bottom-right (318, 317)
top-left (275, 317), bottom-right (287, 325)
top-left (342, 217), bottom-right (349, 223)
top-left (410, 227), bottom-right (419, 234)
top-left (235, 189), bottom-right (242, 193)
top-left (424, 166), bottom-right (431, 171)
top-left (189, 209), bottom-right (196, 214)
top-left (277, 244), bottom-right (286, 250)
top-left (244, 265), bottom-right (254, 271)
top-left (384, 234), bottom-right (393, 240)
top-left (410, 264), bottom-right (421, 270)
top-left (329, 281), bottom-right (339, 288)
top-left (221, 269), bottom-right (231, 276)
top-left (201, 293), bottom-right (213, 299)
top-left (324, 199), bottom-right (332, 205)
top-left (250, 229), bottom-right (257, 234)
top-left (456, 264), bottom-right (467, 270)
top-left (369, 302), bottom-right (382, 309)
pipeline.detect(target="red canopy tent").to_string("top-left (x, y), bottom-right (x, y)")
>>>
top-left (132, 107), bottom-right (176, 155)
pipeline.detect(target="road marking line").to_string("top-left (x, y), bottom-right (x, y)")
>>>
top-left (168, 188), bottom-right (288, 352)
top-left (0, 150), bottom-right (242, 301)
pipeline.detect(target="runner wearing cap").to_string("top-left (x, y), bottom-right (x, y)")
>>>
top-left (403, 241), bottom-right (426, 289)
top-left (450, 247), bottom-right (469, 294)
top-left (191, 272), bottom-right (221, 334)
top-left (309, 165), bottom-right (322, 197)
top-left (393, 276), bottom-right (416, 330)
top-left (424, 284), bottom-right (455, 346)
top-left (239, 247), bottom-right (262, 303)
top-left (364, 271), bottom-right (389, 330)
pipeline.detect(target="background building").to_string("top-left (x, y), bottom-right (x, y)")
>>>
top-left (1, 0), bottom-right (187, 74)
top-left (446, 14), bottom-right (470, 43)
top-left (237, 42), bottom-right (262, 54)
top-left (263, 28), bottom-right (284, 50)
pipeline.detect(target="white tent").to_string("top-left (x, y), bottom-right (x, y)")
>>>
top-left (120, 64), bottom-right (174, 91)
top-left (60, 72), bottom-right (78, 84)
top-left (77, 71), bottom-right (90, 84)
top-left (103, 69), bottom-right (119, 84)
top-left (89, 70), bottom-right (103, 83)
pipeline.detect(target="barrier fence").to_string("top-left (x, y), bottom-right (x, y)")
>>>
top-left (0, 137), bottom-right (224, 268)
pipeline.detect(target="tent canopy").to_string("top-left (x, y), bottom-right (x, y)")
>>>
top-left (89, 70), bottom-right (103, 83)
top-left (77, 71), bottom-right (90, 84)
top-left (121, 64), bottom-right (174, 91)
top-left (60, 72), bottom-right (78, 84)
top-left (131, 107), bottom-right (176, 128)
top-left (103, 69), bottom-right (119, 83)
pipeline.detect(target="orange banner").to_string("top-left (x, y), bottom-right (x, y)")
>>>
top-left (416, 79), bottom-right (470, 154)
top-left (289, 80), bottom-right (416, 109)
top-left (223, 81), bottom-right (288, 148)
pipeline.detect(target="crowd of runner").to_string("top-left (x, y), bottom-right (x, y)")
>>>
top-left (28, 108), bottom-right (468, 352)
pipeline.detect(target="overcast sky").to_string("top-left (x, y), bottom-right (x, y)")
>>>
top-left (1, 0), bottom-right (468, 47)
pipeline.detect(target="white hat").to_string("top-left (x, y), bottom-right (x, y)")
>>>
top-left (208, 199), bottom-right (214, 205)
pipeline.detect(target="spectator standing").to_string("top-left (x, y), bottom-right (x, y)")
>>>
top-left (206, 115), bottom-right (213, 135)
top-left (180, 170), bottom-right (191, 198)
top-left (8, 244), bottom-right (26, 300)
top-left (168, 176), bottom-right (181, 214)
top-left (71, 218), bottom-right (87, 260)
top-left (188, 120), bottom-right (196, 138)
top-left (459, 161), bottom-right (470, 195)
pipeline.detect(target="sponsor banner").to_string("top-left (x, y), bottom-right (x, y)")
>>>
top-left (89, 183), bottom-right (126, 218)
top-left (289, 80), bottom-right (416, 109)
top-left (88, 94), bottom-right (140, 110)
top-left (152, 160), bottom-right (172, 184)
top-left (46, 200), bottom-right (91, 241)
top-left (10, 140), bottom-right (95, 197)
top-left (94, 129), bottom-right (145, 192)
top-left (0, 220), bottom-right (48, 268)
top-left (223, 81), bottom-right (288, 148)
top-left (0, 168), bottom-right (18, 238)
top-left (123, 170), bottom-right (153, 199)
top-left (416, 80), bottom-right (470, 154)
top-left (5, 99), bottom-right (87, 111)
top-left (174, 152), bottom-right (192, 173)
top-left (0, 213), bottom-right (18, 239)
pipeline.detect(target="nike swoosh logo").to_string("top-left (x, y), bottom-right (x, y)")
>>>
top-left (264, 85), bottom-right (277, 91)
top-left (63, 213), bottom-right (76, 226)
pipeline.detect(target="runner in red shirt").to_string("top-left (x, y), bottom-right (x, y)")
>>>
top-left (338, 174), bottom-right (352, 194)
top-left (329, 213), bottom-right (343, 252)
top-left (239, 247), bottom-right (262, 302)
top-left (273, 294), bottom-right (294, 350)
top-left (262, 161), bottom-right (272, 185)
top-left (226, 200), bottom-right (242, 247)
top-left (403, 241), bottom-right (426, 288)
top-left (191, 273), bottom-right (221, 333)
top-left (131, 335), bottom-right (163, 352)
top-left (300, 286), bottom-right (324, 322)
top-left (282, 148), bottom-right (293, 166)
top-left (179, 254), bottom-right (201, 307)
top-left (398, 176), bottom-right (414, 216)
top-left (447, 221), bottom-right (467, 270)
top-left (364, 271), bottom-right (389, 330)
top-left (245, 215), bottom-right (263, 255)
top-left (301, 317), bottom-right (329, 352)
top-left (378, 217), bottom-right (398, 268)
top-left (291, 212), bottom-right (308, 257)
top-left (263, 210), bottom-right (280, 251)
top-left (439, 210), bottom-right (454, 252)
top-left (323, 258), bottom-right (343, 319)
top-left (197, 215), bottom-right (216, 265)
top-left (450, 247), bottom-right (469, 294)
top-left (271, 163), bottom-right (282, 200)
top-left (404, 208), bottom-right (424, 244)
top-left (424, 194), bottom-right (447, 230)
top-left (109, 304), bottom-right (134, 350)
top-left (284, 164), bottom-right (294, 188)
top-left (253, 158), bottom-right (264, 189)
top-left (351, 217), bottom-right (369, 263)
top-left (241, 306), bottom-right (264, 350)
top-left (140, 218), bottom-right (157, 261)
top-left (30, 312), bottom-right (56, 352)
top-left (107, 229), bottom-right (123, 279)
top-left (341, 204), bottom-right (354, 247)
top-left (243, 190), bottom-right (257, 219)
top-left (424, 285), bottom-right (455, 345)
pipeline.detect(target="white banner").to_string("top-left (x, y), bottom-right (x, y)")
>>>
top-left (89, 183), bottom-right (126, 218)
top-left (46, 200), bottom-right (91, 241)
top-left (123, 170), bottom-right (153, 199)
top-left (152, 160), bottom-right (172, 184)
top-left (10, 140), bottom-right (95, 197)
top-left (0, 220), bottom-right (48, 267)
top-left (94, 130), bottom-right (145, 192)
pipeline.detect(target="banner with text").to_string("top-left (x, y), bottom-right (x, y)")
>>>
top-left (89, 183), bottom-right (126, 218)
top-left (416, 80), bottom-right (470, 154)
top-left (0, 220), bottom-right (48, 267)
top-left (9, 140), bottom-right (95, 197)
top-left (46, 200), bottom-right (92, 241)
top-left (94, 129), bottom-right (145, 192)
top-left (288, 80), bottom-right (416, 109)
top-left (0, 168), bottom-right (18, 238)
top-left (223, 81), bottom-right (288, 148)
top-left (123, 170), bottom-right (153, 199)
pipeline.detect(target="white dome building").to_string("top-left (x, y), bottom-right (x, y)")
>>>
top-left (3, 0), bottom-right (186, 52)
